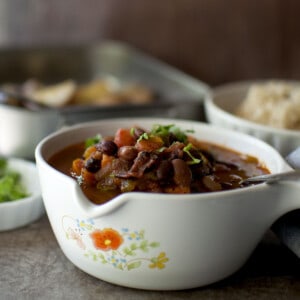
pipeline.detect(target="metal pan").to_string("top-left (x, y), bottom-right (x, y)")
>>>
top-left (0, 40), bottom-right (210, 124)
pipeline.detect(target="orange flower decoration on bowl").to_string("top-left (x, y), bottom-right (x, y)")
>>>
top-left (90, 228), bottom-right (124, 251)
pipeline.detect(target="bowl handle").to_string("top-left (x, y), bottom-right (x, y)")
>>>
top-left (72, 183), bottom-right (129, 218)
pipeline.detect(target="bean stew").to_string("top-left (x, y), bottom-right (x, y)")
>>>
top-left (48, 124), bottom-right (270, 204)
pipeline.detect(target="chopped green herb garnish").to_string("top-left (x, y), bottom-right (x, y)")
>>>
top-left (0, 159), bottom-right (29, 202)
top-left (151, 124), bottom-right (194, 143)
top-left (130, 127), bottom-right (136, 137)
top-left (0, 158), bottom-right (7, 177)
top-left (137, 132), bottom-right (150, 142)
top-left (183, 143), bottom-right (201, 165)
top-left (85, 134), bottom-right (102, 148)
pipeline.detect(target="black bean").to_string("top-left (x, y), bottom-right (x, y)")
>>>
top-left (168, 133), bottom-right (178, 145)
top-left (96, 140), bottom-right (118, 156)
top-left (85, 158), bottom-right (101, 173)
top-left (172, 159), bottom-right (192, 186)
top-left (118, 146), bottom-right (138, 161)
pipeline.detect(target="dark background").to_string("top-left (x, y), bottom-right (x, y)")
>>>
top-left (1, 0), bottom-right (299, 86)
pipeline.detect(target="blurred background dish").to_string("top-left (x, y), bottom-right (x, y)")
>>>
top-left (0, 41), bottom-right (210, 125)
top-left (204, 80), bottom-right (300, 157)
top-left (0, 97), bottom-right (61, 159)
top-left (0, 157), bottom-right (44, 231)
top-left (0, 41), bottom-right (210, 159)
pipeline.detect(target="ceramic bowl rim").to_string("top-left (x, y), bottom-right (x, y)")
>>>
top-left (207, 79), bottom-right (300, 137)
top-left (35, 117), bottom-right (291, 201)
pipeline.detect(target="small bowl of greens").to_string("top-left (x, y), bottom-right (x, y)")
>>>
top-left (0, 157), bottom-right (44, 231)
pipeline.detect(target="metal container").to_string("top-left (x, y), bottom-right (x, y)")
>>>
top-left (0, 41), bottom-right (210, 125)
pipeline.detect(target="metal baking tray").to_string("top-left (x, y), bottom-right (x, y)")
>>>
top-left (0, 40), bottom-right (210, 125)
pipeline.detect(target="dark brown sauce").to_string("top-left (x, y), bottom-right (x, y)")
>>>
top-left (48, 140), bottom-right (269, 205)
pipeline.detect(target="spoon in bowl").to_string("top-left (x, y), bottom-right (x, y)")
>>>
top-left (243, 147), bottom-right (300, 184)
top-left (243, 169), bottom-right (300, 184)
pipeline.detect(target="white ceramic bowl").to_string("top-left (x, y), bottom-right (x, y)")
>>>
top-left (204, 80), bottom-right (300, 157)
top-left (0, 158), bottom-right (44, 231)
top-left (0, 104), bottom-right (62, 159)
top-left (35, 118), bottom-right (300, 290)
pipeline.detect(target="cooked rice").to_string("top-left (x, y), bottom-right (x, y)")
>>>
top-left (236, 82), bottom-right (300, 130)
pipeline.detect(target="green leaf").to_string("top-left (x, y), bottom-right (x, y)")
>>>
top-left (151, 124), bottom-right (193, 143)
top-left (140, 240), bottom-right (148, 247)
top-left (149, 242), bottom-right (160, 248)
top-left (85, 134), bottom-right (102, 148)
top-left (139, 230), bottom-right (145, 239)
top-left (0, 158), bottom-right (7, 175)
top-left (137, 132), bottom-right (149, 142)
top-left (98, 253), bottom-right (106, 260)
top-left (130, 243), bottom-right (138, 250)
top-left (123, 247), bottom-right (135, 256)
top-left (139, 240), bottom-right (149, 252)
top-left (92, 253), bottom-right (98, 261)
top-left (127, 261), bottom-right (142, 270)
top-left (0, 169), bottom-right (29, 203)
top-left (183, 143), bottom-right (201, 165)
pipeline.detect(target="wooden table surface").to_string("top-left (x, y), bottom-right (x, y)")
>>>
top-left (1, 214), bottom-right (300, 299)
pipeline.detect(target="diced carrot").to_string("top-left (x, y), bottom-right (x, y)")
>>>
top-left (83, 145), bottom-right (97, 160)
top-left (101, 154), bottom-right (114, 168)
top-left (135, 136), bottom-right (164, 152)
top-left (114, 128), bottom-right (135, 147)
top-left (81, 168), bottom-right (96, 186)
top-left (72, 158), bottom-right (84, 176)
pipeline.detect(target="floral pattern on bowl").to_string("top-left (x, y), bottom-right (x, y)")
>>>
top-left (62, 215), bottom-right (169, 271)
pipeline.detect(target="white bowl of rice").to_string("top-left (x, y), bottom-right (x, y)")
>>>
top-left (204, 80), bottom-right (300, 156)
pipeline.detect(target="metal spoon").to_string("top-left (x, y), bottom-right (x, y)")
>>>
top-left (243, 147), bottom-right (300, 184)
top-left (243, 169), bottom-right (300, 184)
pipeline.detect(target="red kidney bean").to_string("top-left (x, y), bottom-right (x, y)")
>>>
top-left (96, 140), bottom-right (118, 156)
top-left (118, 146), bottom-right (138, 161)
top-left (156, 160), bottom-right (173, 181)
top-left (172, 159), bottom-right (192, 186)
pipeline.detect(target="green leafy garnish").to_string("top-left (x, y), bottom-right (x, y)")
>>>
top-left (151, 124), bottom-right (194, 143)
top-left (183, 143), bottom-right (201, 165)
top-left (0, 158), bottom-right (7, 177)
top-left (0, 159), bottom-right (29, 202)
top-left (137, 132), bottom-right (150, 142)
top-left (85, 134), bottom-right (102, 148)
top-left (130, 128), bottom-right (136, 137)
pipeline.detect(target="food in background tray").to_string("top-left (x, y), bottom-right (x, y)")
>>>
top-left (28, 80), bottom-right (76, 107)
top-left (236, 82), bottom-right (300, 130)
top-left (71, 79), bottom-right (153, 106)
top-left (0, 78), bottom-right (154, 108)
